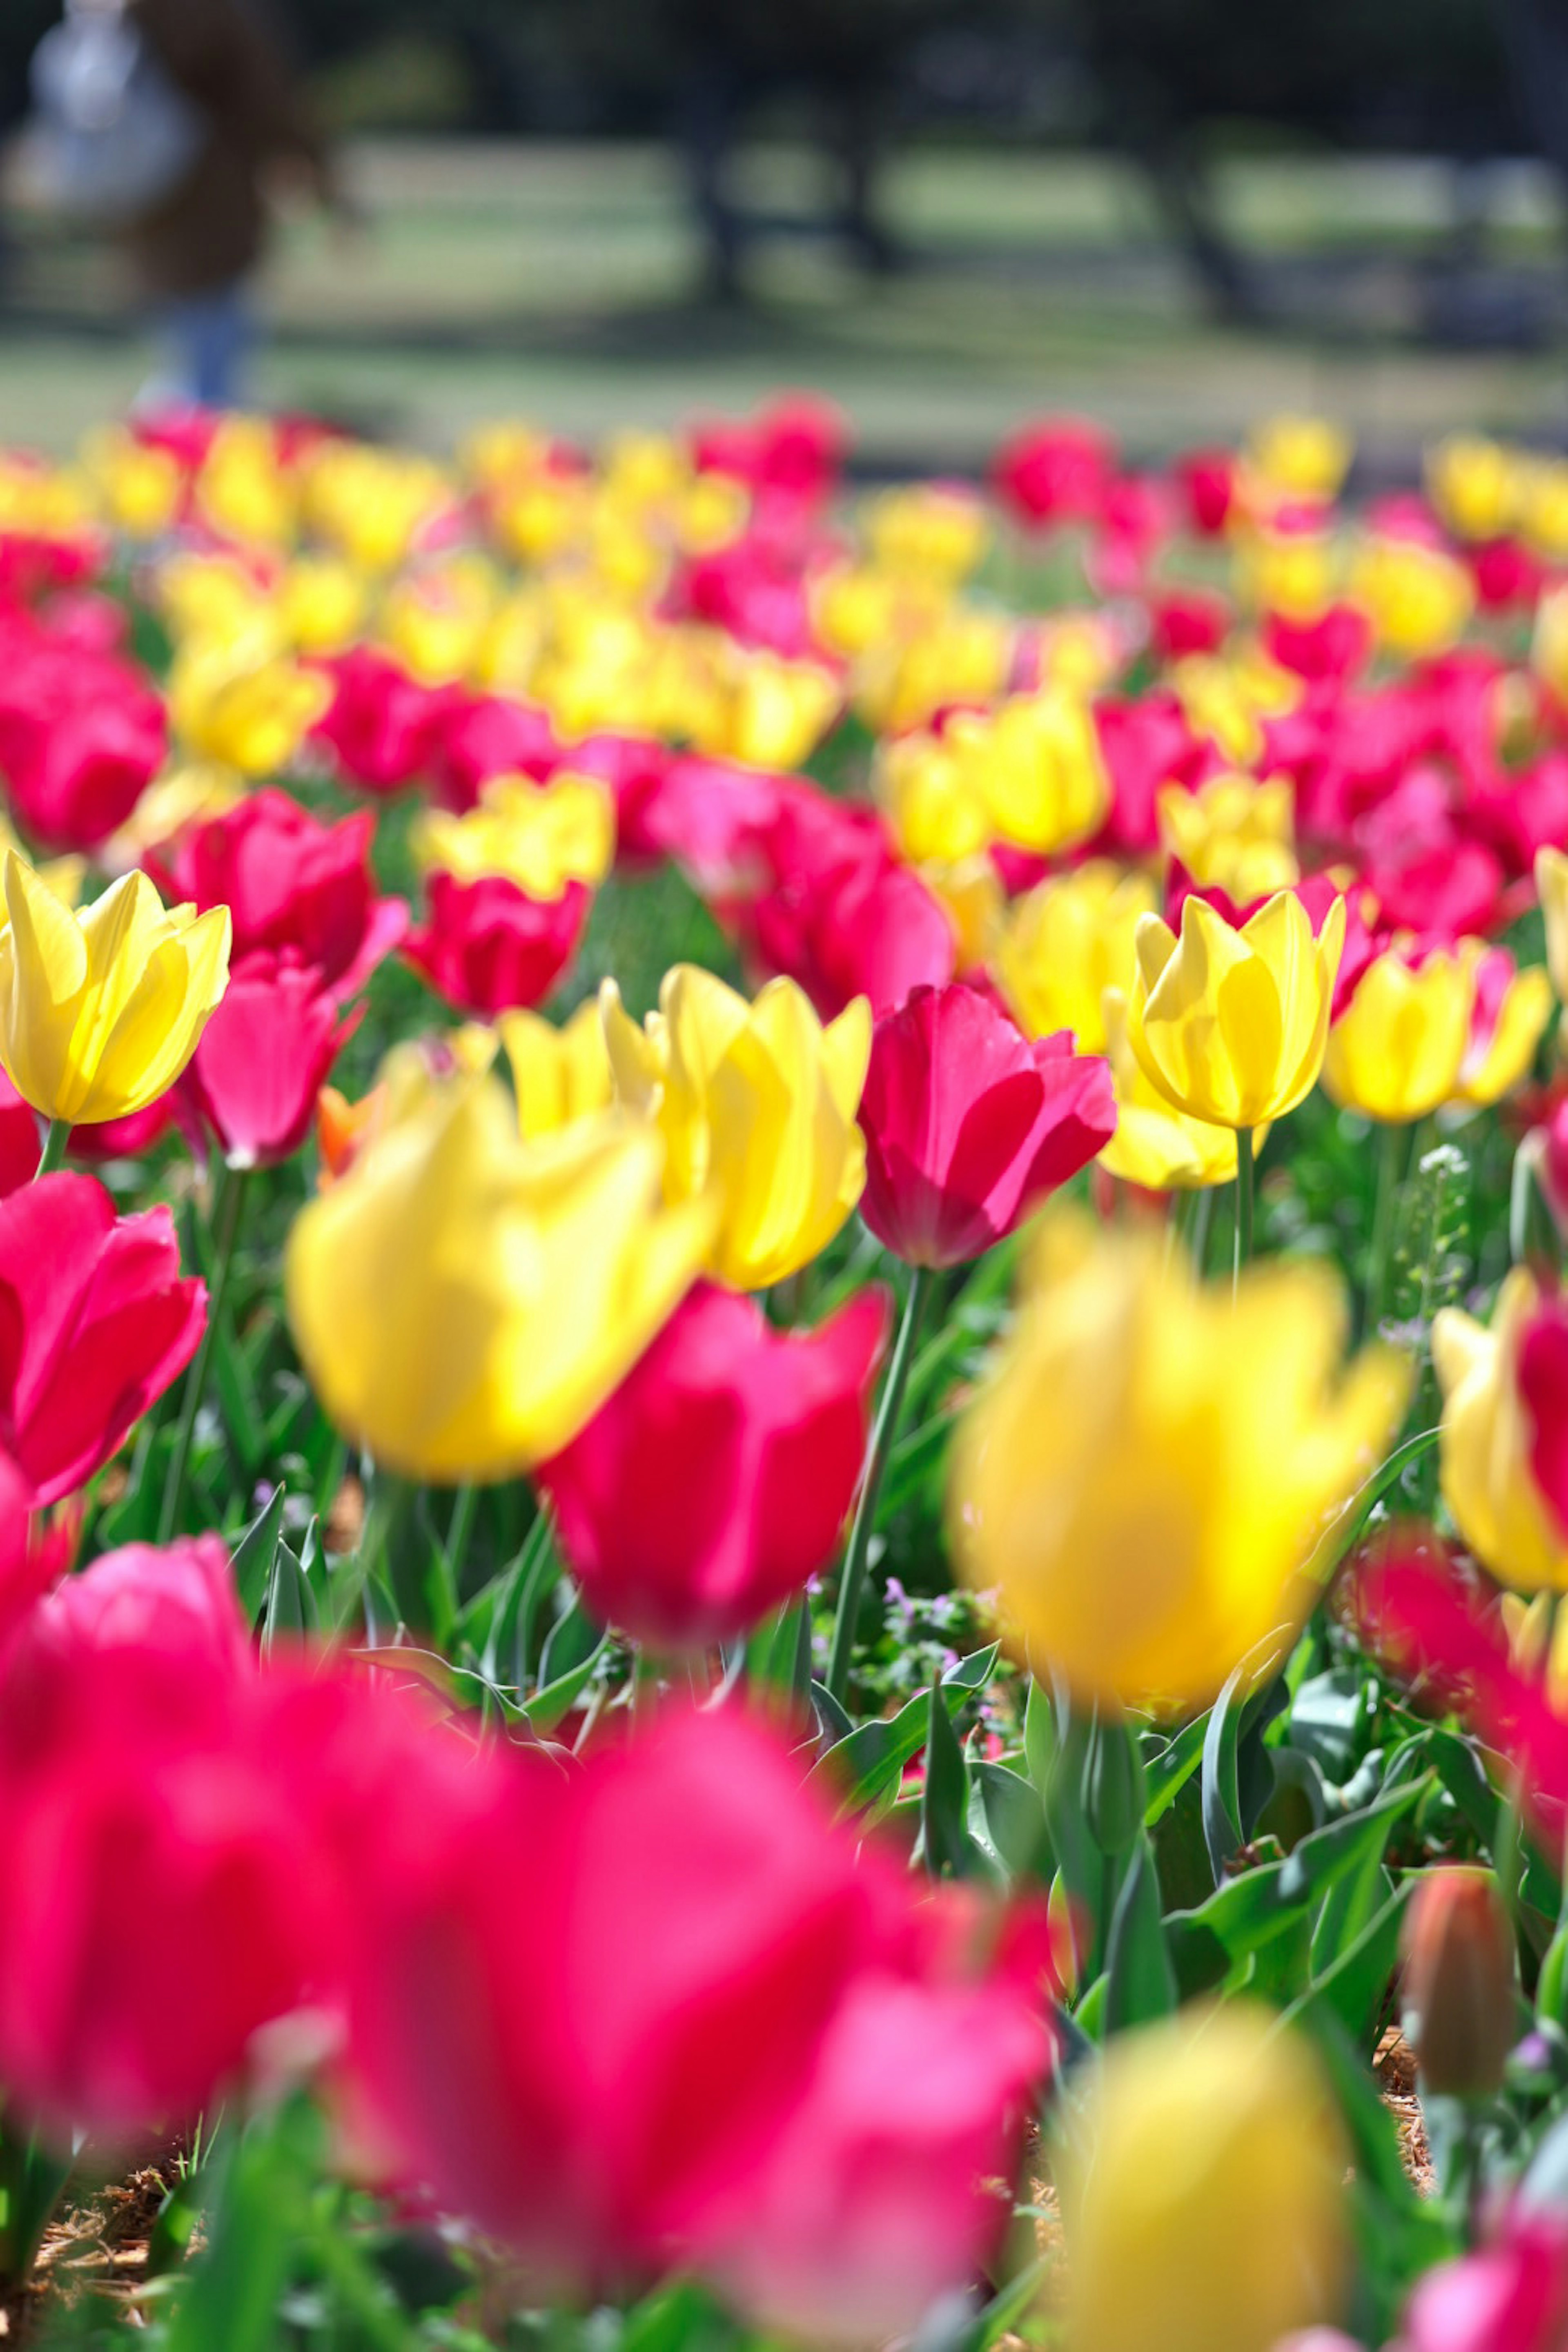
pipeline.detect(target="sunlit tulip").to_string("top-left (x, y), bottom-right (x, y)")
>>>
top-left (1322, 947), bottom-right (1475, 1124)
top-left (691, 652), bottom-right (842, 773)
top-left (196, 416), bottom-right (296, 551)
top-left (1536, 845), bottom-right (1568, 1003)
top-left (0, 856), bottom-right (230, 1126)
top-left (278, 555), bottom-right (368, 656)
top-left (403, 872), bottom-right (590, 1020)
top-left (1097, 990), bottom-right (1248, 1191)
top-left (1156, 772), bottom-right (1298, 905)
top-left (1059, 2004), bottom-right (1348, 2352)
top-left (412, 773), bottom-right (615, 898)
top-left (183, 953), bottom-right (358, 1170)
top-left (865, 482), bottom-right (989, 583)
top-left (1351, 534), bottom-right (1474, 660)
top-left (1128, 890), bottom-right (1344, 1131)
top-left (538, 1283), bottom-right (887, 1648)
top-left (949, 1215), bottom-right (1405, 1713)
top-left (0, 1172), bottom-right (206, 1506)
top-left (167, 631), bottom-right (331, 778)
top-left (602, 965), bottom-right (870, 1292)
top-left (858, 982), bottom-right (1115, 1266)
top-left (1433, 1269), bottom-right (1568, 1592)
top-left (285, 1074), bottom-right (714, 1481)
top-left (1171, 649), bottom-right (1301, 766)
top-left (499, 1001), bottom-right (614, 1141)
top-left (1248, 412), bottom-right (1352, 503)
top-left (1427, 435), bottom-right (1524, 543)
top-left (996, 862), bottom-right (1157, 1058)
top-left (1454, 951), bottom-right (1552, 1109)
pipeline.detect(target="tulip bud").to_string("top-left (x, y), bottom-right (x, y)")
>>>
top-left (1401, 1867), bottom-right (1516, 2100)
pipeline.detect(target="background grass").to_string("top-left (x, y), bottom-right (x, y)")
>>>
top-left (2, 138), bottom-right (1567, 463)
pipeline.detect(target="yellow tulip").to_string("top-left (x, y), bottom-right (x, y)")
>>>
top-left (855, 608), bottom-right (1013, 735)
top-left (864, 483), bottom-right (990, 584)
top-left (1097, 990), bottom-right (1249, 1192)
top-left (1455, 960), bottom-right (1552, 1109)
top-left (1524, 460), bottom-right (1568, 561)
top-left (100, 764), bottom-right (247, 874)
top-left (1234, 519), bottom-right (1338, 626)
top-left (1171, 650), bottom-right (1300, 766)
top-left (380, 557), bottom-right (498, 686)
top-left (0, 854), bottom-right (230, 1125)
top-left (412, 773), bottom-right (615, 899)
top-left (920, 853), bottom-right (1004, 974)
top-left (995, 862), bottom-right (1157, 1058)
top-left (1157, 772), bottom-right (1298, 904)
top-left (285, 1074), bottom-right (714, 1483)
top-left (167, 630), bottom-right (331, 777)
top-left (880, 732), bottom-right (992, 869)
top-left (1427, 435), bottom-right (1523, 543)
top-left (1059, 2004), bottom-right (1348, 2352)
top-left (158, 552), bottom-right (274, 649)
top-left (1351, 534), bottom-right (1474, 660)
top-left (962, 690), bottom-right (1109, 855)
top-left (1321, 948), bottom-right (1474, 1123)
top-left (0, 817), bottom-right (83, 919)
top-left (1248, 412), bottom-right (1353, 504)
top-left (304, 443), bottom-right (449, 575)
top-left (82, 427), bottom-right (182, 539)
top-left (196, 416), bottom-right (296, 552)
top-left (499, 1000), bottom-right (614, 1141)
top-left (1129, 890), bottom-right (1344, 1130)
top-left (278, 557), bottom-right (368, 657)
top-left (1537, 845), bottom-right (1568, 1002)
top-left (1434, 1269), bottom-right (1568, 1592)
top-left (693, 653), bottom-right (842, 772)
top-left (601, 965), bottom-right (870, 1292)
top-left (949, 1213), bottom-right (1405, 1714)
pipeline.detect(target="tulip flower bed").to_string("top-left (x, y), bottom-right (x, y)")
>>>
top-left (6, 396), bottom-right (1568, 2352)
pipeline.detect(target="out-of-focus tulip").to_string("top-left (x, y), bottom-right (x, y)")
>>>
top-left (0, 1172), bottom-right (204, 1506)
top-left (1097, 990), bottom-right (1249, 1191)
top-left (344, 1701), bottom-right (1053, 2338)
top-left (1249, 413), bottom-right (1352, 503)
top-left (413, 772), bottom-right (615, 897)
top-left (1428, 434), bottom-right (1525, 543)
top-left (1434, 1269), bottom-right (1568, 1591)
top-left (601, 965), bottom-right (869, 1291)
top-left (0, 1071), bottom-right (51, 1198)
top-left (0, 855), bottom-right (230, 1126)
top-left (1455, 950), bottom-right (1553, 1110)
top-left (538, 1283), bottom-right (887, 1647)
top-left (499, 1001), bottom-right (614, 1140)
top-left (1399, 2212), bottom-right (1568, 2352)
top-left (183, 952), bottom-right (359, 1169)
top-left (286, 1074), bottom-right (714, 1481)
top-left (1351, 533), bottom-right (1474, 659)
top-left (403, 873), bottom-right (590, 1020)
top-left (167, 630), bottom-right (331, 777)
top-left (1156, 772), bottom-right (1298, 905)
top-left (1536, 846), bottom-right (1568, 1004)
top-left (1128, 889), bottom-right (1343, 1131)
top-left (311, 646), bottom-right (456, 794)
top-left (0, 617), bottom-right (167, 853)
top-left (995, 862), bottom-right (1157, 1058)
top-left (1323, 947), bottom-right (1476, 1123)
top-left (949, 1215), bottom-right (1405, 1713)
top-left (1401, 1867), bottom-right (1516, 2100)
top-left (3, 1536), bottom-right (251, 1702)
top-left (991, 417), bottom-right (1114, 527)
top-left (1058, 2004), bottom-right (1348, 2352)
top-left (858, 982), bottom-right (1115, 1267)
top-left (147, 788), bottom-right (407, 999)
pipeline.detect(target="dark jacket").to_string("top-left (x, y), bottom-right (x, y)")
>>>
top-left (124, 0), bottom-right (329, 296)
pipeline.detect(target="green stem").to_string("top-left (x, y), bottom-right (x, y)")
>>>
top-left (335, 1465), bottom-right (413, 1637)
top-left (32, 1118), bottom-right (68, 1180)
top-left (445, 1482), bottom-right (479, 1597)
top-left (1232, 1125), bottom-right (1255, 1290)
top-left (157, 1167), bottom-right (247, 1544)
top-left (1363, 1118), bottom-right (1409, 1344)
top-left (1182, 1183), bottom-right (1218, 1278)
top-left (826, 1262), bottom-right (933, 1708)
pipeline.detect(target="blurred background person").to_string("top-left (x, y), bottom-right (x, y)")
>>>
top-left (17, 0), bottom-right (339, 412)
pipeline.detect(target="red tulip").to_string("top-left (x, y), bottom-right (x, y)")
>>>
top-left (992, 418), bottom-right (1114, 530)
top-left (66, 1094), bottom-right (186, 1166)
top-left (537, 1284), bottom-right (889, 1648)
top-left (0, 1073), bottom-right (46, 1196)
top-left (1520, 1294), bottom-right (1568, 1547)
top-left (0, 611), bottom-right (166, 852)
top-left (859, 984), bottom-right (1116, 1267)
top-left (1401, 2210), bottom-right (1568, 2352)
top-left (0, 1452), bottom-right (68, 1655)
top-left (183, 951), bottom-right (361, 1168)
top-left (312, 646), bottom-right (461, 796)
top-left (402, 871), bottom-right (589, 1018)
top-left (145, 787), bottom-right (408, 1000)
top-left (430, 690), bottom-right (561, 812)
top-left (0, 1174), bottom-right (205, 1507)
top-left (344, 1702), bottom-right (1054, 2328)
top-left (741, 794), bottom-right (955, 1019)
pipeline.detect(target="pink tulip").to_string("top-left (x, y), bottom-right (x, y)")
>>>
top-left (403, 871), bottom-right (590, 1018)
top-left (859, 983), bottom-right (1116, 1267)
top-left (183, 951), bottom-right (360, 1168)
top-left (0, 1175), bottom-right (205, 1507)
top-left (537, 1284), bottom-right (888, 1648)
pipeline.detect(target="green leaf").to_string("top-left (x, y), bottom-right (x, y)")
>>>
top-left (1201, 1667), bottom-right (1245, 1887)
top-left (812, 1646), bottom-right (997, 1821)
top-left (231, 1483), bottom-right (287, 1627)
top-left (1285, 1879), bottom-right (1412, 2047)
top-left (1104, 1832), bottom-right (1176, 2033)
top-left (1142, 1714), bottom-right (1208, 1826)
top-left (921, 1675), bottom-right (979, 1880)
top-left (522, 1632), bottom-right (610, 1734)
top-left (261, 1529), bottom-right (319, 1654)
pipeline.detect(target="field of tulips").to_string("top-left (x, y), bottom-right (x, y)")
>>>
top-left (5, 392), bottom-right (1568, 2349)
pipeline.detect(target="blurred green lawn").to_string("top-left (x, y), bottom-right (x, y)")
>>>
top-left (3, 138), bottom-right (1568, 464)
